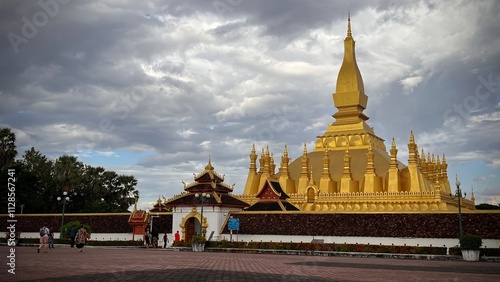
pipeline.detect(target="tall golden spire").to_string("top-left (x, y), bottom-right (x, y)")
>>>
top-left (280, 145), bottom-right (290, 177)
top-left (390, 137), bottom-right (398, 169)
top-left (332, 12), bottom-right (368, 125)
top-left (249, 144), bottom-right (257, 173)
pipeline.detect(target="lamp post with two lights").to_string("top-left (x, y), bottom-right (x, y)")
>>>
top-left (194, 192), bottom-right (210, 236)
top-left (57, 191), bottom-right (76, 238)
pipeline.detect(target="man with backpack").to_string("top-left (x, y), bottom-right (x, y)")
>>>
top-left (37, 224), bottom-right (49, 253)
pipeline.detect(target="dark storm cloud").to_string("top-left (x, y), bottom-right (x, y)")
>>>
top-left (1, 0), bottom-right (499, 207)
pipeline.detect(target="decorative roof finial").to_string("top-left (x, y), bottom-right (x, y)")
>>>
top-left (347, 11), bottom-right (352, 37)
top-left (205, 155), bottom-right (214, 171)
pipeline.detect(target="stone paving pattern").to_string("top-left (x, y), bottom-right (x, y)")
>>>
top-left (1, 246), bottom-right (499, 281)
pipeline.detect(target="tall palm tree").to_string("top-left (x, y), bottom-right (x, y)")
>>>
top-left (54, 155), bottom-right (83, 193)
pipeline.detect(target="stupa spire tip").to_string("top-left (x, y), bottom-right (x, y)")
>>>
top-left (347, 11), bottom-right (352, 37)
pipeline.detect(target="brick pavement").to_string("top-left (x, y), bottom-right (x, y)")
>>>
top-left (1, 246), bottom-right (499, 281)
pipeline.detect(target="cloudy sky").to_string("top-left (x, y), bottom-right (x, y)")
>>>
top-left (1, 0), bottom-right (499, 210)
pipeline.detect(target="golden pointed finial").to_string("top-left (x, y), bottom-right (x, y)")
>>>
top-left (303, 143), bottom-right (307, 155)
top-left (391, 137), bottom-right (396, 148)
top-left (205, 156), bottom-right (214, 171)
top-left (409, 130), bottom-right (415, 143)
top-left (442, 154), bottom-right (447, 163)
top-left (283, 144), bottom-right (289, 157)
top-left (347, 11), bottom-right (352, 37)
top-left (251, 143), bottom-right (256, 153)
top-left (309, 167), bottom-right (315, 185)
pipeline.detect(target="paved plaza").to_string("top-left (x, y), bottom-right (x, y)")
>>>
top-left (1, 246), bottom-right (499, 281)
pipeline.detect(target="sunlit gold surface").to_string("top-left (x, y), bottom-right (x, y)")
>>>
top-left (239, 16), bottom-right (474, 213)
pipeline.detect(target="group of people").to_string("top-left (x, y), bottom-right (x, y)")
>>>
top-left (39, 224), bottom-right (181, 252)
top-left (144, 230), bottom-right (180, 248)
top-left (144, 230), bottom-right (158, 248)
top-left (38, 224), bottom-right (89, 253)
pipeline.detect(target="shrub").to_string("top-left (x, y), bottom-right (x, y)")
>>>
top-left (191, 235), bottom-right (206, 245)
top-left (459, 234), bottom-right (482, 250)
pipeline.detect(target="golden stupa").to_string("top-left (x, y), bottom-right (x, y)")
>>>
top-left (238, 16), bottom-right (475, 213)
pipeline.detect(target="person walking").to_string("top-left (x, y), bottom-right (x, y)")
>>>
top-left (144, 230), bottom-right (152, 248)
top-left (37, 224), bottom-right (49, 253)
top-left (48, 226), bottom-right (55, 249)
top-left (75, 225), bottom-right (89, 252)
top-left (163, 233), bottom-right (168, 248)
top-left (70, 226), bottom-right (77, 248)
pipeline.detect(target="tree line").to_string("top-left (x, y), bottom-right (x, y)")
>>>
top-left (1, 128), bottom-right (139, 213)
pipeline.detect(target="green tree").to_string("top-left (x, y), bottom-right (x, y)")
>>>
top-left (0, 128), bottom-right (17, 170)
top-left (18, 148), bottom-right (56, 213)
top-left (54, 155), bottom-right (84, 193)
top-left (475, 203), bottom-right (500, 210)
top-left (0, 128), bottom-right (140, 213)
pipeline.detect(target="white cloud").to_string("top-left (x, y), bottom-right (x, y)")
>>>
top-left (399, 76), bottom-right (423, 94)
top-left (176, 129), bottom-right (197, 138)
top-left (1, 0), bottom-right (499, 209)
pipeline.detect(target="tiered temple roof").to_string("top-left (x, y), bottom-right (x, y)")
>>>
top-left (165, 159), bottom-right (249, 209)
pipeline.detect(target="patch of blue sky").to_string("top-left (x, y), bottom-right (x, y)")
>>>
top-left (79, 150), bottom-right (154, 166)
top-left (450, 161), bottom-right (498, 194)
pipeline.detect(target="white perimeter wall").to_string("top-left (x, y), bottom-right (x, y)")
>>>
top-left (18, 232), bottom-right (499, 249)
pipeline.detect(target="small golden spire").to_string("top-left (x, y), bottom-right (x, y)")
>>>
top-left (409, 130), bottom-right (415, 144)
top-left (205, 155), bottom-right (214, 171)
top-left (347, 11), bottom-right (352, 37)
top-left (309, 167), bottom-right (315, 185)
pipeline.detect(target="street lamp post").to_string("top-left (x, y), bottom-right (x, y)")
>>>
top-left (194, 193), bottom-right (210, 236)
top-left (57, 192), bottom-right (70, 239)
top-left (450, 176), bottom-right (466, 238)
